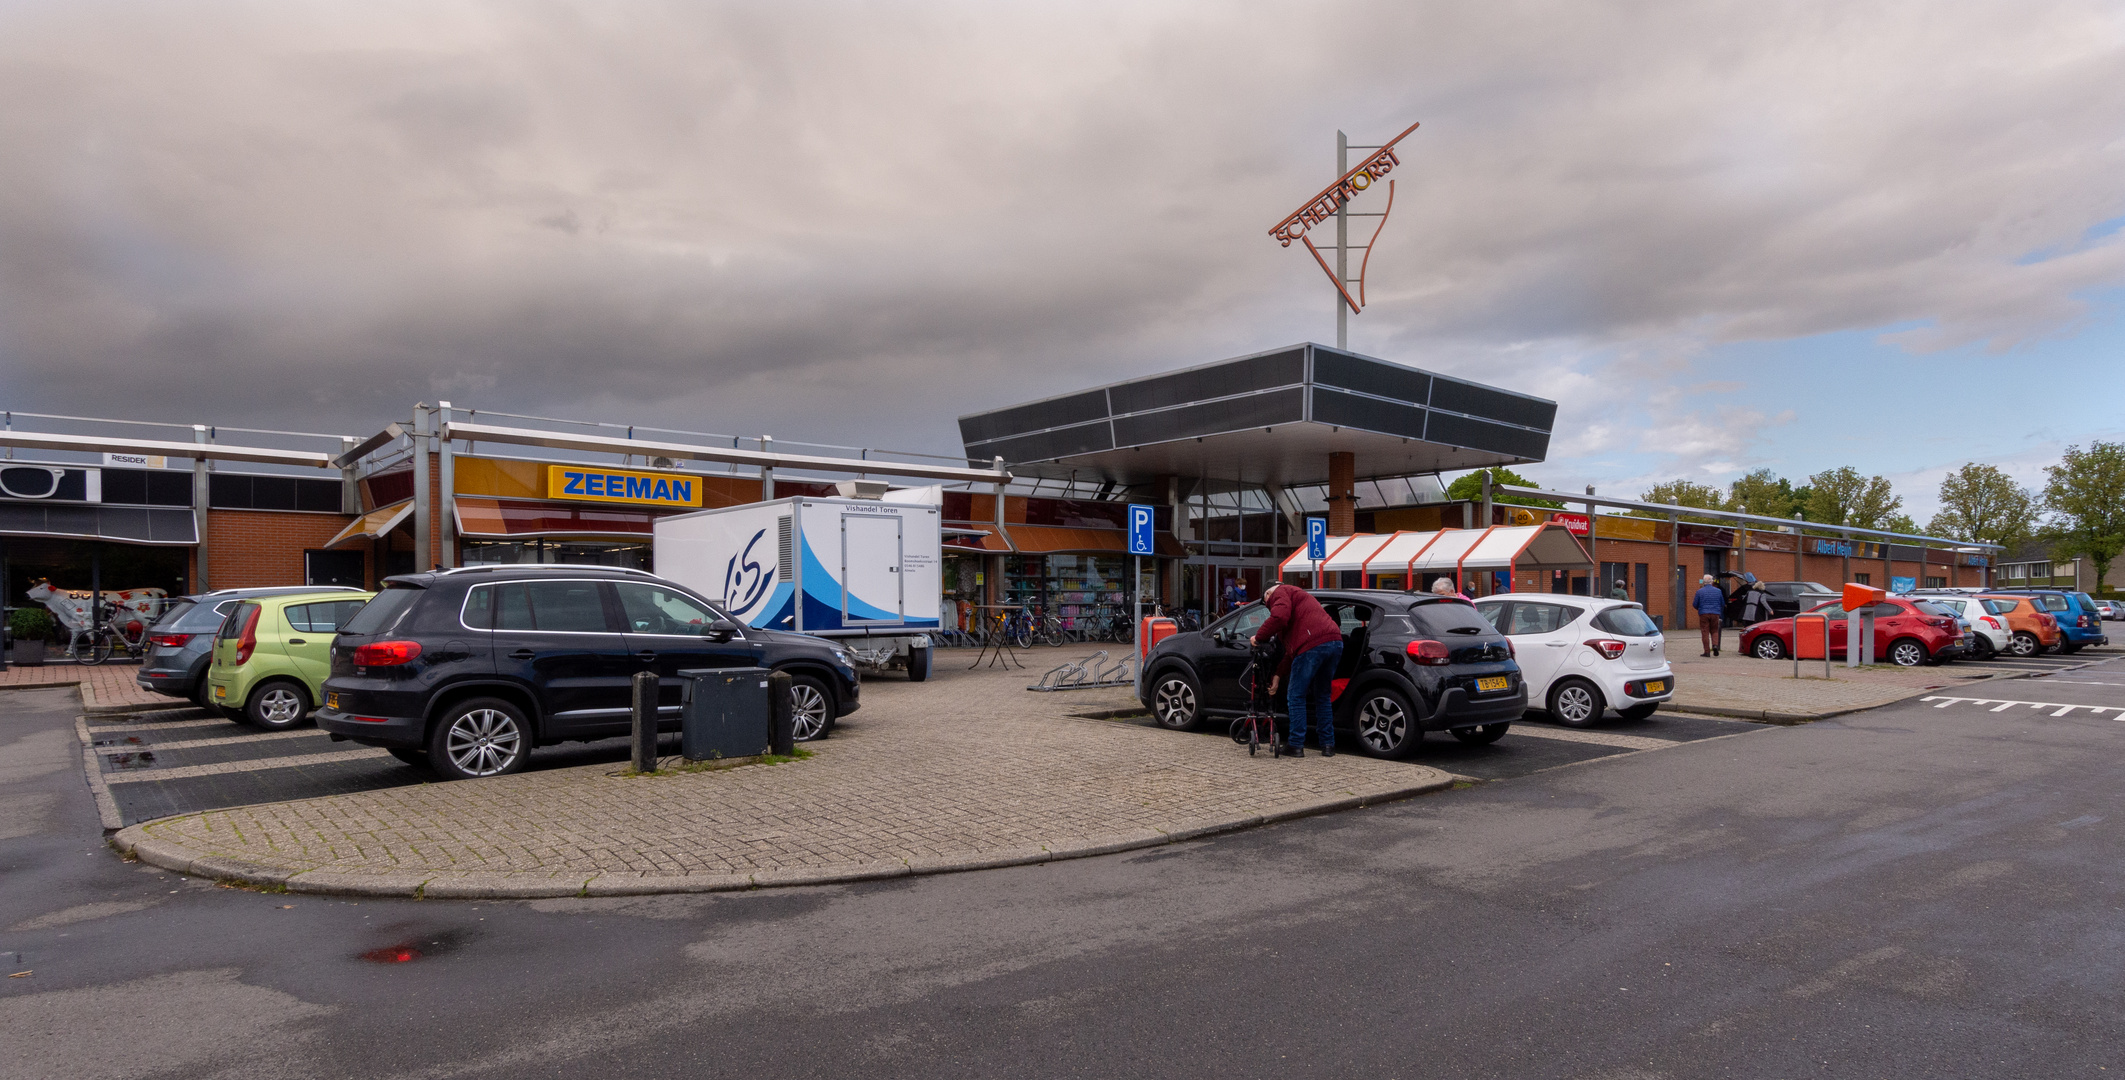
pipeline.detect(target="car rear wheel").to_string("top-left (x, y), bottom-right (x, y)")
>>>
top-left (1887, 638), bottom-right (1927, 667)
top-left (243, 678), bottom-right (311, 731)
top-left (1971, 635), bottom-right (1997, 661)
top-left (1449, 722), bottom-right (1510, 745)
top-left (428, 698), bottom-right (530, 780)
top-left (1353, 688), bottom-right (1420, 759)
top-left (1750, 635), bottom-right (1786, 660)
top-left (2010, 631), bottom-right (2041, 657)
top-left (788, 674), bottom-right (834, 741)
top-left (1150, 669), bottom-right (1202, 731)
top-left (1547, 679), bottom-right (1606, 727)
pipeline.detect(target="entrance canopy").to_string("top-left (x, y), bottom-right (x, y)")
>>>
top-left (957, 343), bottom-right (1555, 489)
top-left (324, 499), bottom-right (412, 549)
top-left (1278, 524), bottom-right (1593, 580)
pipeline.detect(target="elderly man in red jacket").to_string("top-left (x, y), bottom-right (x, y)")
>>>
top-left (1251, 582), bottom-right (1346, 757)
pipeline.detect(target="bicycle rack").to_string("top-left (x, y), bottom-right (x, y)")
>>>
top-left (1027, 650), bottom-right (1139, 692)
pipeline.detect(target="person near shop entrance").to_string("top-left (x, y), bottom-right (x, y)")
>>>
top-left (1610, 579), bottom-right (1629, 600)
top-left (1430, 577), bottom-right (1468, 600)
top-left (1252, 582), bottom-right (1343, 758)
top-left (1693, 574), bottom-right (1727, 656)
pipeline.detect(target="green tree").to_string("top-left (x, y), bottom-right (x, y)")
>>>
top-left (1880, 513), bottom-right (1920, 536)
top-left (1726, 469), bottom-right (1796, 520)
top-left (1631, 479), bottom-right (1727, 523)
top-left (1804, 467), bottom-right (1903, 529)
top-left (1445, 467), bottom-right (1562, 508)
top-left (1926, 463), bottom-right (2036, 549)
top-left (2039, 441), bottom-right (2125, 588)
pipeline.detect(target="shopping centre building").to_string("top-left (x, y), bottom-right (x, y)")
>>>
top-left (0, 342), bottom-right (2006, 633)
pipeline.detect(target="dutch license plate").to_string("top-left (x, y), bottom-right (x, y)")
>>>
top-left (326, 692), bottom-right (339, 710)
top-left (1475, 676), bottom-right (1510, 693)
top-left (213, 685), bottom-right (226, 700)
top-left (1644, 680), bottom-right (1666, 693)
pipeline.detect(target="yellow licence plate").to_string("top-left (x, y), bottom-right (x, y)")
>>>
top-left (213, 685), bottom-right (227, 700)
top-left (1644, 680), bottom-right (1666, 693)
top-left (326, 692), bottom-right (339, 710)
top-left (1476, 676), bottom-right (1510, 693)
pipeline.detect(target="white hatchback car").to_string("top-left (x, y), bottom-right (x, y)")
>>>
top-left (1905, 593), bottom-right (2011, 660)
top-left (1472, 596), bottom-right (1674, 726)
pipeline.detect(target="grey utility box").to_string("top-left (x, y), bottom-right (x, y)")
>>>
top-left (678, 666), bottom-right (773, 762)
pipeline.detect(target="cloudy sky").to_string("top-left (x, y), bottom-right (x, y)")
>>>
top-left (3, 0), bottom-right (2122, 518)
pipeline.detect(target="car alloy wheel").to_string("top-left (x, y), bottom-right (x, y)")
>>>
top-left (1355, 690), bottom-right (1414, 757)
top-left (442, 707), bottom-right (524, 778)
top-left (1751, 635), bottom-right (1785, 660)
top-left (245, 679), bottom-right (309, 730)
top-left (1888, 639), bottom-right (1926, 667)
top-left (2010, 632), bottom-right (2040, 657)
top-left (1547, 679), bottom-right (1605, 727)
top-left (788, 676), bottom-right (831, 741)
top-left (1152, 673), bottom-right (1200, 730)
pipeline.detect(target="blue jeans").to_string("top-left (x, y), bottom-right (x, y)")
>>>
top-left (1287, 641), bottom-right (1343, 748)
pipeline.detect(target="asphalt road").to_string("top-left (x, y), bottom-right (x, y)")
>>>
top-left (6, 658), bottom-right (2124, 1079)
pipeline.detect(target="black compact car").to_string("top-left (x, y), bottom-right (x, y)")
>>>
top-left (315, 566), bottom-right (861, 780)
top-left (136, 586), bottom-right (366, 705)
top-left (1137, 589), bottom-right (1526, 758)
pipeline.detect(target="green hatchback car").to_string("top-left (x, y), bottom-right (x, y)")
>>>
top-left (207, 591), bottom-right (374, 729)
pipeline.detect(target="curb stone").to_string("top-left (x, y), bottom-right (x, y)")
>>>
top-left (111, 771), bottom-right (1457, 899)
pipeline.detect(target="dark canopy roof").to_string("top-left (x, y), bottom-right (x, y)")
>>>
top-left (958, 344), bottom-right (1555, 489)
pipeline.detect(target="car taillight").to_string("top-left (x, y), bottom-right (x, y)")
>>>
top-left (1405, 639), bottom-right (1451, 666)
top-left (352, 640), bottom-right (423, 667)
top-left (1503, 637), bottom-right (1515, 659)
top-left (1584, 638), bottom-right (1627, 660)
top-left (2039, 614), bottom-right (2056, 627)
top-left (2081, 615), bottom-right (2094, 628)
top-left (234, 607), bottom-right (261, 665)
top-left (150, 633), bottom-right (193, 648)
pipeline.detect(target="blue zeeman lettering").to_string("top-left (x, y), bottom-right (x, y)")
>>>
top-left (626, 476), bottom-right (650, 499)
top-left (673, 480), bottom-right (691, 503)
top-left (563, 471), bottom-right (585, 495)
top-left (651, 478), bottom-right (670, 501)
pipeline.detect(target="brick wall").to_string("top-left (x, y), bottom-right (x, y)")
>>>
top-left (206, 509), bottom-right (359, 589)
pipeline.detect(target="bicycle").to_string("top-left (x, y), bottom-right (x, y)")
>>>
top-left (68, 603), bottom-right (149, 666)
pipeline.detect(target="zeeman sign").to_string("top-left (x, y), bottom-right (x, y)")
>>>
top-left (546, 465), bottom-right (703, 508)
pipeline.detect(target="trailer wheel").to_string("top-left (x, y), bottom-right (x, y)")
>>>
top-left (906, 646), bottom-right (931, 682)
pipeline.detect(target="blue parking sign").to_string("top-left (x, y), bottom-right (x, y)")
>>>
top-left (1307, 518), bottom-right (1328, 560)
top-left (1128, 504), bottom-right (1155, 556)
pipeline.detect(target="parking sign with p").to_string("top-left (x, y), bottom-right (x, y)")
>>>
top-left (1307, 517), bottom-right (1328, 561)
top-left (1128, 504), bottom-right (1155, 556)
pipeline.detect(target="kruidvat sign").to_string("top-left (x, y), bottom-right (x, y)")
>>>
top-left (547, 465), bottom-right (703, 508)
top-left (1548, 512), bottom-right (1590, 536)
top-left (1812, 539), bottom-right (1856, 557)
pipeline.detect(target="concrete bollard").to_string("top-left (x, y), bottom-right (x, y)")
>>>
top-left (631, 670), bottom-right (660, 773)
top-left (768, 669), bottom-right (794, 757)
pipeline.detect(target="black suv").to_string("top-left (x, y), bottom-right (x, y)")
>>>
top-left (1137, 590), bottom-right (1526, 758)
top-left (315, 566), bottom-right (860, 780)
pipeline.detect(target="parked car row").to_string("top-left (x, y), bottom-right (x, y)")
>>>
top-left (1735, 586), bottom-right (2109, 664)
top-left (1138, 590), bottom-right (1675, 746)
top-left (139, 565), bottom-right (863, 781)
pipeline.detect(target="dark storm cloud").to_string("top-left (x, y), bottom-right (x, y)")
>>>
top-left (1, 0), bottom-right (2121, 456)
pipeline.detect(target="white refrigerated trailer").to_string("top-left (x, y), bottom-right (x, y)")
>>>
top-left (652, 496), bottom-right (942, 680)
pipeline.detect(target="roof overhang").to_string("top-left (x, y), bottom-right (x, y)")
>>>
top-left (957, 344), bottom-right (1554, 490)
top-left (0, 431), bottom-right (335, 469)
top-left (445, 421), bottom-right (1011, 487)
top-left (325, 499), bottom-right (413, 549)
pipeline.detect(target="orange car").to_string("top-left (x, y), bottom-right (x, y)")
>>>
top-left (1976, 594), bottom-right (2062, 657)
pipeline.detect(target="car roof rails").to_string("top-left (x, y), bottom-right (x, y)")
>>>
top-left (436, 564), bottom-right (656, 578)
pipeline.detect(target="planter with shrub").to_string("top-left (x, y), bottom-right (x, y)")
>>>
top-left (8, 607), bottom-right (55, 667)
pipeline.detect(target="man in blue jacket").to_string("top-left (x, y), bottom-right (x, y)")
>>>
top-left (1693, 574), bottom-right (1728, 657)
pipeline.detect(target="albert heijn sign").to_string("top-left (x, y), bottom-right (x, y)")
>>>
top-left (547, 465), bottom-right (703, 508)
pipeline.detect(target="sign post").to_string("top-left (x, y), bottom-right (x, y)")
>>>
top-left (1129, 504), bottom-right (1155, 696)
top-left (1307, 517), bottom-right (1328, 589)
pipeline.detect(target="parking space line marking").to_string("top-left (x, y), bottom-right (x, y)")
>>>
top-left (93, 728), bottom-right (323, 754)
top-left (1920, 695), bottom-right (2122, 717)
top-left (102, 747), bottom-right (392, 784)
top-left (87, 717), bottom-right (229, 732)
top-left (1506, 725), bottom-right (1680, 751)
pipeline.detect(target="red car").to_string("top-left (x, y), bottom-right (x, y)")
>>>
top-left (1741, 597), bottom-right (1973, 667)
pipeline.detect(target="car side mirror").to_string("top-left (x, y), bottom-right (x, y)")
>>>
top-left (706, 619), bottom-right (738, 643)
